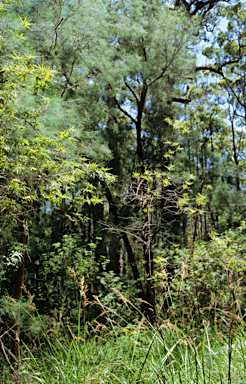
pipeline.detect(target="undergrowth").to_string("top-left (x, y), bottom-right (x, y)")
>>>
top-left (2, 291), bottom-right (246, 384)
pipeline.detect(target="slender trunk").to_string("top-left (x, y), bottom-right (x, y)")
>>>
top-left (191, 171), bottom-right (207, 257)
top-left (210, 122), bottom-right (214, 153)
top-left (142, 236), bottom-right (155, 322)
top-left (12, 219), bottom-right (27, 356)
top-left (208, 203), bottom-right (216, 229)
top-left (122, 233), bottom-right (143, 289)
top-left (200, 215), bottom-right (203, 240)
top-left (102, 180), bottom-right (155, 320)
top-left (230, 113), bottom-right (240, 191)
top-left (102, 184), bottom-right (142, 285)
top-left (14, 223), bottom-right (27, 299)
top-left (204, 213), bottom-right (208, 241)
top-left (14, 256), bottom-right (25, 300)
top-left (136, 83), bottom-right (147, 164)
top-left (92, 202), bottom-right (107, 266)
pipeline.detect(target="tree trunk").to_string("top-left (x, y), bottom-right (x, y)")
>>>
top-left (136, 83), bottom-right (147, 164)
top-left (12, 220), bottom-right (27, 356)
top-left (143, 236), bottom-right (155, 323)
top-left (230, 111), bottom-right (240, 191)
top-left (102, 180), bottom-right (154, 321)
top-left (191, 171), bottom-right (207, 257)
top-left (14, 223), bottom-right (27, 299)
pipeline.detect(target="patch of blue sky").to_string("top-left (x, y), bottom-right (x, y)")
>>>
top-left (197, 17), bottom-right (228, 66)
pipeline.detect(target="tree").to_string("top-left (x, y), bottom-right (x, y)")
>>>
top-left (5, 0), bottom-right (245, 326)
top-left (0, 4), bottom-right (114, 301)
top-left (191, 2), bottom-right (246, 230)
top-left (174, 0), bottom-right (233, 16)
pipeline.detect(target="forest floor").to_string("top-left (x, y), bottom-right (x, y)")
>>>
top-left (2, 312), bottom-right (246, 384)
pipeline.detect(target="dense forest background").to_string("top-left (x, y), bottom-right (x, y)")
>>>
top-left (1, 0), bottom-right (246, 382)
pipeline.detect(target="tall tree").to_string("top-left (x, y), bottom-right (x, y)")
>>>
top-left (89, 1), bottom-right (199, 318)
top-left (0, 4), bottom-right (114, 302)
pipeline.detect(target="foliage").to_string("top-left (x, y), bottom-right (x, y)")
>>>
top-left (3, 295), bottom-right (246, 383)
top-left (31, 233), bottom-right (138, 322)
top-left (154, 225), bottom-right (246, 320)
top-left (2, 0), bottom-right (246, 380)
top-left (0, 0), bottom-right (115, 330)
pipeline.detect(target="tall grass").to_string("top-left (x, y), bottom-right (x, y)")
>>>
top-left (5, 295), bottom-right (246, 384)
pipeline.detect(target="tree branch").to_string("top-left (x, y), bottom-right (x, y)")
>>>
top-left (100, 180), bottom-right (145, 298)
top-left (149, 65), bottom-right (168, 86)
top-left (172, 97), bottom-right (191, 104)
top-left (196, 66), bottom-right (223, 76)
top-left (124, 79), bottom-right (139, 105)
top-left (219, 58), bottom-right (241, 69)
top-left (47, 17), bottom-right (64, 57)
top-left (196, 58), bottom-right (241, 77)
top-left (114, 97), bottom-right (137, 125)
top-left (0, 339), bottom-right (17, 374)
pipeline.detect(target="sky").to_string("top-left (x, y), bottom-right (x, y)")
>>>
top-left (197, 17), bottom-right (228, 66)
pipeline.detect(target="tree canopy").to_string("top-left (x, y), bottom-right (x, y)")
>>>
top-left (1, 1), bottom-right (246, 375)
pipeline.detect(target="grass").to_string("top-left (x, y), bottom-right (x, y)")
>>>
top-left (2, 283), bottom-right (246, 384)
top-left (3, 304), bottom-right (246, 384)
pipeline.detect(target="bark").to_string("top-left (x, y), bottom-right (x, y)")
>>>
top-left (113, 81), bottom-right (147, 165)
top-left (191, 171), bottom-right (207, 257)
top-left (136, 82), bottom-right (147, 163)
top-left (12, 220), bottom-right (27, 356)
top-left (14, 224), bottom-right (27, 300)
top-left (142, 236), bottom-right (155, 321)
top-left (230, 118), bottom-right (240, 191)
